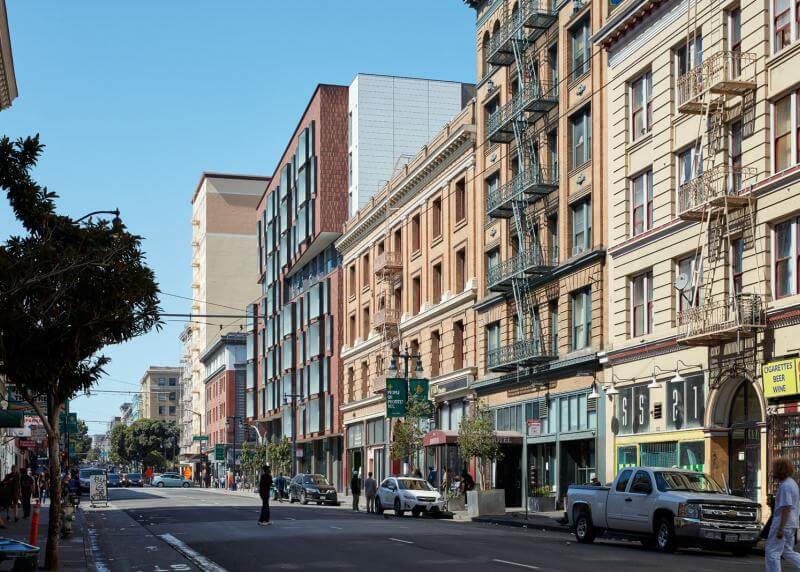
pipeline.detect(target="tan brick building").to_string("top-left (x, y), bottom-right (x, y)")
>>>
top-left (594, 0), bottom-right (800, 507)
top-left (139, 366), bottom-right (182, 422)
top-left (336, 103), bottom-right (479, 484)
top-left (464, 0), bottom-right (611, 509)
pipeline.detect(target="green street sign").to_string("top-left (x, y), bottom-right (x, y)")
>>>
top-left (192, 435), bottom-right (209, 442)
top-left (59, 412), bottom-right (77, 433)
top-left (385, 378), bottom-right (408, 418)
top-left (214, 444), bottom-right (225, 460)
top-left (408, 378), bottom-right (429, 401)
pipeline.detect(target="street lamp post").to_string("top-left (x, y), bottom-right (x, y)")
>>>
top-left (226, 416), bottom-right (245, 488)
top-left (387, 345), bottom-right (424, 474)
top-left (283, 393), bottom-right (301, 477)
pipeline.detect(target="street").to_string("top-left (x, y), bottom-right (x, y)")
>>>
top-left (78, 487), bottom-right (766, 571)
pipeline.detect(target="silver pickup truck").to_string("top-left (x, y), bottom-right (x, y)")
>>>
top-left (566, 467), bottom-right (761, 554)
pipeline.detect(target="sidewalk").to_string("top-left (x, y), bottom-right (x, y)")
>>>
top-left (0, 501), bottom-right (89, 571)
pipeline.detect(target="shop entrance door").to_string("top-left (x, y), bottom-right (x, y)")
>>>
top-left (348, 449), bottom-right (363, 480)
top-left (495, 444), bottom-right (522, 508)
top-left (728, 382), bottom-right (762, 502)
top-left (373, 448), bottom-right (385, 483)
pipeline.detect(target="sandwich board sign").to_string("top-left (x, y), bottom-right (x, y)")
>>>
top-left (89, 473), bottom-right (108, 507)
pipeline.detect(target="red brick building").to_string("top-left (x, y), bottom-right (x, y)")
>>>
top-left (247, 84), bottom-right (348, 490)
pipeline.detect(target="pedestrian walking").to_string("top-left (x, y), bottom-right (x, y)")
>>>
top-left (258, 465), bottom-right (273, 526)
top-left (440, 468), bottom-right (450, 495)
top-left (364, 472), bottom-right (377, 513)
top-left (350, 470), bottom-right (361, 511)
top-left (19, 467), bottom-right (33, 519)
top-left (3, 465), bottom-right (20, 522)
top-left (766, 457), bottom-right (800, 571)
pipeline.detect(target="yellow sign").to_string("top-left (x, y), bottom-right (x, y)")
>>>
top-left (763, 359), bottom-right (800, 398)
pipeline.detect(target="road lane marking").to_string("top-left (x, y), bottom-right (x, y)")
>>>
top-left (388, 537), bottom-right (414, 544)
top-left (330, 526), bottom-right (343, 530)
top-left (284, 517), bottom-right (296, 520)
top-left (492, 559), bottom-right (540, 570)
top-left (159, 533), bottom-right (227, 572)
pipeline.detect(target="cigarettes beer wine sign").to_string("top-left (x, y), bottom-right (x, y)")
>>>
top-left (385, 378), bottom-right (429, 418)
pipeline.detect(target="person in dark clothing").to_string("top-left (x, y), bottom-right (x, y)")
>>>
top-left (350, 470), bottom-right (361, 511)
top-left (19, 468), bottom-right (33, 519)
top-left (427, 467), bottom-right (437, 488)
top-left (258, 465), bottom-right (273, 526)
top-left (413, 468), bottom-right (423, 479)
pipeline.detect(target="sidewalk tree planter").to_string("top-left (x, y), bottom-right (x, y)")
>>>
top-left (467, 488), bottom-right (506, 517)
top-left (390, 397), bottom-right (430, 473)
top-left (0, 136), bottom-right (161, 570)
top-left (458, 400), bottom-right (505, 517)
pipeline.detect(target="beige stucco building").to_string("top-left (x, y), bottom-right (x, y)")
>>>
top-left (464, 0), bottom-right (611, 509)
top-left (594, 0), bottom-right (800, 508)
top-left (336, 102), bottom-right (480, 484)
top-left (183, 173), bottom-right (268, 457)
top-left (139, 366), bottom-right (182, 422)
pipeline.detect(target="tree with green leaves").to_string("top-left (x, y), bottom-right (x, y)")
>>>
top-left (267, 436), bottom-right (291, 476)
top-left (0, 136), bottom-right (161, 569)
top-left (144, 450), bottom-right (167, 472)
top-left (73, 419), bottom-right (93, 458)
top-left (107, 423), bottom-right (129, 466)
top-left (458, 400), bottom-right (502, 490)
top-left (239, 441), bottom-right (267, 485)
top-left (125, 419), bottom-right (179, 465)
top-left (390, 397), bottom-right (430, 473)
top-left (86, 448), bottom-right (101, 464)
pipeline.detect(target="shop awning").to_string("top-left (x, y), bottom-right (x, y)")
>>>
top-left (423, 429), bottom-right (524, 447)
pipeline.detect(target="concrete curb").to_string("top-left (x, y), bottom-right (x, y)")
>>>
top-left (471, 516), bottom-right (569, 533)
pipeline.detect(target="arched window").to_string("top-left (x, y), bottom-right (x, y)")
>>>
top-left (482, 31), bottom-right (491, 77)
top-left (729, 382), bottom-right (761, 425)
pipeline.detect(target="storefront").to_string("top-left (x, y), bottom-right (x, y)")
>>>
top-left (764, 357), bottom-right (800, 494)
top-left (345, 416), bottom-right (388, 483)
top-left (422, 430), bottom-right (465, 487)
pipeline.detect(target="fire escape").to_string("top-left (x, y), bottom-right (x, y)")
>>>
top-left (674, 27), bottom-right (765, 346)
top-left (485, 0), bottom-right (559, 372)
top-left (372, 249), bottom-right (403, 391)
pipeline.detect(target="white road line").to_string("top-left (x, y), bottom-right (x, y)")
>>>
top-left (388, 537), bottom-right (414, 544)
top-left (330, 526), bottom-right (343, 530)
top-left (492, 559), bottom-right (540, 570)
top-left (159, 533), bottom-right (228, 572)
top-left (284, 517), bottom-right (296, 520)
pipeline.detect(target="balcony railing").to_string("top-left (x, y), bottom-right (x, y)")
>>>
top-left (677, 164), bottom-right (757, 220)
top-left (486, 164), bottom-right (558, 219)
top-left (488, 337), bottom-right (556, 372)
top-left (485, 0), bottom-right (557, 67)
top-left (486, 80), bottom-right (557, 145)
top-left (677, 51), bottom-right (757, 114)
top-left (487, 245), bottom-right (558, 292)
top-left (374, 251), bottom-right (403, 275)
top-left (373, 308), bottom-right (401, 330)
top-left (487, 97), bottom-right (517, 144)
top-left (677, 293), bottom-right (765, 346)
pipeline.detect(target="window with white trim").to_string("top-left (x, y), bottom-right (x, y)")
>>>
top-left (571, 287), bottom-right (592, 351)
top-left (631, 271), bottom-right (654, 337)
top-left (774, 217), bottom-right (800, 299)
top-left (631, 170), bottom-right (653, 236)
top-left (773, 91), bottom-right (799, 173)
top-left (571, 198), bottom-right (592, 256)
top-left (773, 0), bottom-right (798, 53)
top-left (630, 71), bottom-right (653, 141)
top-left (731, 238), bottom-right (744, 296)
top-left (677, 255), bottom-right (704, 313)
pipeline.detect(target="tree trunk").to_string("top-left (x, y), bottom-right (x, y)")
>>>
top-left (44, 407), bottom-right (63, 571)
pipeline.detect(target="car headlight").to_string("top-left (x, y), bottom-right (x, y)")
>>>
top-left (678, 503), bottom-right (700, 518)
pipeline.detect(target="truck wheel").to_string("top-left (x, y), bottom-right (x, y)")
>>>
top-left (574, 512), bottom-right (596, 544)
top-left (655, 517), bottom-right (677, 553)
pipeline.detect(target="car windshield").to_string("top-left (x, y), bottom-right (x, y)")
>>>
top-left (128, 473), bottom-right (141, 479)
top-left (655, 471), bottom-right (724, 493)
top-left (303, 474), bottom-right (329, 486)
top-left (397, 478), bottom-right (434, 491)
top-left (80, 469), bottom-right (104, 478)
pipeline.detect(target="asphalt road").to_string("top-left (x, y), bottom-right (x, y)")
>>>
top-left (80, 487), bottom-right (767, 572)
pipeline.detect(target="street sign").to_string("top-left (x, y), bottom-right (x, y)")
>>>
top-left (192, 435), bottom-right (209, 442)
top-left (408, 378), bottom-right (429, 401)
top-left (214, 444), bottom-right (225, 460)
top-left (59, 412), bottom-right (78, 433)
top-left (385, 378), bottom-right (408, 418)
top-left (527, 419), bottom-right (542, 437)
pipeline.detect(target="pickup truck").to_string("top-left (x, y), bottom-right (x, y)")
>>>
top-left (566, 467), bottom-right (761, 554)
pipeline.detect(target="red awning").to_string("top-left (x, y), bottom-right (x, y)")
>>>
top-left (423, 429), bottom-right (459, 447)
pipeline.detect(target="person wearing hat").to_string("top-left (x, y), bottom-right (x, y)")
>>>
top-left (258, 465), bottom-right (273, 526)
top-left (350, 470), bottom-right (361, 511)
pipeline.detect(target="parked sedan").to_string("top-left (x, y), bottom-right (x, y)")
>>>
top-left (376, 477), bottom-right (444, 517)
top-left (288, 473), bottom-right (338, 505)
top-left (152, 473), bottom-right (192, 488)
top-left (122, 473), bottom-right (143, 487)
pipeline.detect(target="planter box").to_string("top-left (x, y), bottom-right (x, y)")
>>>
top-left (529, 495), bottom-right (556, 513)
top-left (467, 489), bottom-right (505, 518)
top-left (447, 496), bottom-right (466, 512)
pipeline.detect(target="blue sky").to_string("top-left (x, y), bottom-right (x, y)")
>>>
top-left (0, 1), bottom-right (476, 435)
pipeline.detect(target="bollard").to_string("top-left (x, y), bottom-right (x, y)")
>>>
top-left (28, 499), bottom-right (40, 546)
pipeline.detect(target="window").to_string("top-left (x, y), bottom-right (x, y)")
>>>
top-left (481, 31), bottom-right (490, 77)
top-left (485, 173), bottom-right (499, 224)
top-left (158, 377), bottom-right (166, 386)
top-left (484, 97), bottom-right (499, 128)
top-left (349, 314), bottom-right (356, 346)
top-left (455, 248), bottom-right (466, 292)
top-left (677, 144), bottom-right (703, 188)
top-left (570, 107), bottom-right (592, 168)
top-left (486, 321), bottom-right (501, 365)
top-left (412, 276), bottom-right (421, 315)
top-left (549, 300), bottom-right (559, 355)
top-left (774, 0), bottom-right (795, 52)
top-left (732, 238), bottom-right (744, 296)
top-left (432, 263), bottom-right (442, 304)
top-left (432, 197), bottom-right (442, 239)
top-left (169, 392), bottom-right (177, 401)
top-left (159, 406), bottom-right (165, 415)
top-left (453, 320), bottom-right (464, 370)
top-left (631, 170), bottom-right (654, 236)
top-left (676, 35), bottom-right (702, 80)
top-left (362, 305), bottom-right (370, 338)
top-left (411, 214), bottom-right (421, 252)
top-left (631, 271), bottom-right (654, 336)
top-left (362, 254), bottom-right (370, 288)
top-left (169, 406), bottom-right (176, 415)
top-left (158, 393), bottom-right (167, 402)
top-left (571, 198), bottom-right (592, 255)
top-left (630, 72), bottom-right (653, 141)
top-left (571, 288), bottom-right (592, 350)
top-left (677, 255), bottom-right (704, 311)
top-left (774, 218), bottom-right (799, 298)
top-left (570, 17), bottom-right (590, 80)
top-left (455, 178), bottom-right (466, 223)
top-left (348, 152), bottom-right (353, 187)
top-left (616, 469), bottom-right (633, 492)
top-left (394, 228), bottom-right (402, 253)
top-left (729, 7), bottom-right (742, 77)
top-left (431, 331), bottom-right (441, 378)
top-left (774, 93), bottom-right (797, 172)
top-left (486, 247), bottom-right (500, 274)
top-left (548, 214), bottom-right (558, 262)
top-left (730, 120), bottom-right (743, 191)
top-left (548, 44), bottom-right (558, 89)
top-left (349, 265), bottom-right (356, 298)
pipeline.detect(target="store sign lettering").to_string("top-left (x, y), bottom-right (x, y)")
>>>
top-left (763, 359), bottom-right (800, 399)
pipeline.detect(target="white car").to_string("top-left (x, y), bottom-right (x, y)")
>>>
top-left (375, 476), bottom-right (445, 517)
top-left (151, 473), bottom-right (192, 488)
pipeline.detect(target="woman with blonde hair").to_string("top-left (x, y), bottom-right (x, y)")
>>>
top-left (767, 457), bottom-right (800, 571)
